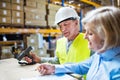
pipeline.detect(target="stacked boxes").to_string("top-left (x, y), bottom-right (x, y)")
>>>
top-left (0, 0), bottom-right (24, 25)
top-left (11, 0), bottom-right (24, 25)
top-left (27, 34), bottom-right (49, 57)
top-left (1, 46), bottom-right (14, 59)
top-left (0, 0), bottom-right (48, 26)
top-left (24, 0), bottom-right (47, 27)
top-left (1, 0), bottom-right (11, 2)
top-left (0, 1), bottom-right (11, 24)
top-left (47, 4), bottom-right (62, 27)
top-left (0, 0), bottom-right (62, 27)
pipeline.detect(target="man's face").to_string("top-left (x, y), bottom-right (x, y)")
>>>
top-left (58, 20), bottom-right (79, 40)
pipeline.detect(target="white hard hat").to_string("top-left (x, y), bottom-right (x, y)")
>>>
top-left (55, 7), bottom-right (80, 25)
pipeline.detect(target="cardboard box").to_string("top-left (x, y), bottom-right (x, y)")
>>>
top-left (12, 17), bottom-right (24, 24)
top-left (11, 0), bottom-right (24, 5)
top-left (37, 2), bottom-right (46, 9)
top-left (27, 36), bottom-right (38, 46)
top-left (27, 34), bottom-right (48, 57)
top-left (48, 9), bottom-right (57, 15)
top-left (12, 11), bottom-right (24, 18)
top-left (47, 15), bottom-right (55, 21)
top-left (26, 1), bottom-right (36, 8)
top-left (48, 21), bottom-right (55, 27)
top-left (27, 37), bottom-right (39, 50)
top-left (24, 6), bottom-right (36, 13)
top-left (25, 12), bottom-right (46, 20)
top-left (34, 14), bottom-right (46, 20)
top-left (48, 4), bottom-right (62, 11)
top-left (25, 0), bottom-right (37, 2)
top-left (36, 0), bottom-right (46, 4)
top-left (0, 9), bottom-right (11, 16)
top-left (11, 3), bottom-right (23, 11)
top-left (0, 16), bottom-right (11, 24)
top-left (0, 1), bottom-right (11, 9)
top-left (27, 34), bottom-right (44, 48)
top-left (24, 6), bottom-right (46, 14)
top-left (1, 0), bottom-right (11, 2)
top-left (1, 46), bottom-right (14, 59)
top-left (25, 19), bottom-right (47, 26)
top-left (25, 12), bottom-right (35, 19)
top-left (36, 48), bottom-right (48, 57)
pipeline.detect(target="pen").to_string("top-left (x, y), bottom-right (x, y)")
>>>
top-left (67, 73), bottom-right (83, 80)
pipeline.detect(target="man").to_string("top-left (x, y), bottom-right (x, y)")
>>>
top-left (25, 7), bottom-right (90, 64)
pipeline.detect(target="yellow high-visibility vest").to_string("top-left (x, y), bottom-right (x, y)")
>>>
top-left (56, 33), bottom-right (90, 64)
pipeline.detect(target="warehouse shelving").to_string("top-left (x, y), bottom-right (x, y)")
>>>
top-left (51, 0), bottom-right (101, 8)
top-left (0, 40), bottom-right (22, 46)
top-left (0, 27), bottom-right (61, 49)
top-left (80, 0), bottom-right (101, 7)
top-left (0, 28), bottom-right (61, 34)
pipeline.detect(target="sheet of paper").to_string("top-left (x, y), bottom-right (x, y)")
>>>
top-left (21, 74), bottom-right (76, 80)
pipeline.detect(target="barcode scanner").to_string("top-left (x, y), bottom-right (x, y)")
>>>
top-left (17, 46), bottom-right (36, 65)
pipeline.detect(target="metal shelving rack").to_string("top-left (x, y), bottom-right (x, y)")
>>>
top-left (0, 28), bottom-right (61, 34)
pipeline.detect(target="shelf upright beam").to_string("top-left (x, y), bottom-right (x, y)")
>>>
top-left (48, 34), bottom-right (52, 49)
top-left (80, 10), bottom-right (83, 32)
top-left (48, 0), bottom-right (50, 3)
top-left (61, 0), bottom-right (64, 6)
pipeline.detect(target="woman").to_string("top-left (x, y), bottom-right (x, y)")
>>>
top-left (37, 6), bottom-right (120, 80)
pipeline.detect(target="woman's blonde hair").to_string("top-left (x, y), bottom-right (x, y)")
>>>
top-left (82, 6), bottom-right (120, 52)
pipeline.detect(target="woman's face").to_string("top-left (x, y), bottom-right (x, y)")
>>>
top-left (84, 23), bottom-right (104, 52)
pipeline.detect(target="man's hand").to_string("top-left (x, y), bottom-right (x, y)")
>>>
top-left (24, 52), bottom-right (41, 63)
top-left (37, 63), bottom-right (55, 75)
